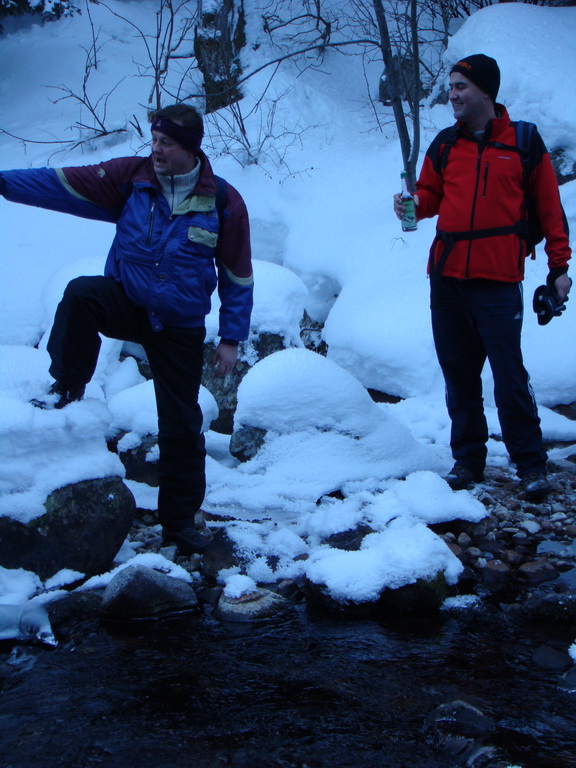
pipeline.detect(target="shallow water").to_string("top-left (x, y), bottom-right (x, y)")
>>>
top-left (0, 606), bottom-right (575, 768)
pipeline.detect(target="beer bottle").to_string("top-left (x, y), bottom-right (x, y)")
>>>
top-left (400, 171), bottom-right (417, 232)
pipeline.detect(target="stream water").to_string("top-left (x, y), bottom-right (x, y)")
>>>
top-left (0, 605), bottom-right (575, 768)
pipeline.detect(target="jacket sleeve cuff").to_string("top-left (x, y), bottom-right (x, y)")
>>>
top-left (547, 266), bottom-right (569, 285)
top-left (220, 338), bottom-right (239, 347)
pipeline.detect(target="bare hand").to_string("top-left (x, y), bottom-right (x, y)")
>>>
top-left (554, 273), bottom-right (572, 302)
top-left (393, 192), bottom-right (419, 220)
top-left (212, 342), bottom-right (238, 378)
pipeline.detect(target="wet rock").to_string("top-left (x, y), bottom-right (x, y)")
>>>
top-left (46, 591), bottom-right (104, 643)
top-left (532, 644), bottom-right (573, 671)
top-left (517, 558), bottom-right (559, 584)
top-left (425, 700), bottom-right (496, 764)
top-left (457, 532), bottom-right (472, 548)
top-left (100, 564), bottom-right (198, 621)
top-left (378, 574), bottom-right (448, 614)
top-left (501, 549), bottom-right (525, 567)
top-left (481, 560), bottom-right (512, 593)
top-left (305, 572), bottom-right (448, 616)
top-left (215, 587), bottom-right (292, 622)
top-left (428, 699), bottom-right (495, 738)
top-left (559, 667), bottom-right (576, 693)
top-left (201, 528), bottom-right (244, 581)
top-left (0, 477), bottom-right (135, 579)
top-left (466, 546), bottom-right (483, 560)
top-left (229, 425), bottom-right (267, 462)
top-left (520, 590), bottom-right (576, 625)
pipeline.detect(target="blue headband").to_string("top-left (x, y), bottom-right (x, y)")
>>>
top-left (151, 116), bottom-right (203, 154)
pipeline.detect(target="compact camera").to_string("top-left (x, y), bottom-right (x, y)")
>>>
top-left (532, 282), bottom-right (571, 326)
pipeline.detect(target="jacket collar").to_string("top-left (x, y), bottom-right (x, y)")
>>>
top-left (132, 150), bottom-right (218, 195)
top-left (457, 104), bottom-right (511, 142)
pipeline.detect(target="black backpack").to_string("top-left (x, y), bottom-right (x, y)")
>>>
top-left (432, 120), bottom-right (543, 271)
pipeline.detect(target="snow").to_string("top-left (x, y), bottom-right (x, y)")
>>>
top-left (1, 2), bottom-right (575, 611)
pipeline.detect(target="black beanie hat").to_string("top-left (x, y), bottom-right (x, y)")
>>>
top-left (450, 54), bottom-right (500, 103)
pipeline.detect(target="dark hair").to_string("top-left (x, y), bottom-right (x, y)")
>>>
top-left (152, 104), bottom-right (204, 133)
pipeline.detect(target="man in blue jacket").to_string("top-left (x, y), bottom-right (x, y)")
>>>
top-left (0, 103), bottom-right (254, 554)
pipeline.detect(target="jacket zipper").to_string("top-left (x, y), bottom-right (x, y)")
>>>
top-left (465, 145), bottom-right (484, 278)
top-left (482, 161), bottom-right (489, 197)
top-left (146, 201), bottom-right (156, 246)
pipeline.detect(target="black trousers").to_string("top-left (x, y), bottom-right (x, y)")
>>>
top-left (430, 277), bottom-right (547, 478)
top-left (47, 276), bottom-right (206, 531)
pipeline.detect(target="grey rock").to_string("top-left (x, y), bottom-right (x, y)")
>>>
top-left (116, 433), bottom-right (159, 486)
top-left (0, 477), bottom-right (135, 579)
top-left (229, 425), bottom-right (267, 462)
top-left (215, 587), bottom-right (292, 622)
top-left (100, 564), bottom-right (198, 621)
top-left (202, 333), bottom-right (287, 434)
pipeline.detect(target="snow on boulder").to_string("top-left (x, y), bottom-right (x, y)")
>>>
top-left (234, 347), bottom-right (386, 437)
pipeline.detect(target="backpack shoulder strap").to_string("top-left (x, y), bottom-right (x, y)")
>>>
top-left (430, 125), bottom-right (458, 174)
top-left (214, 175), bottom-right (228, 228)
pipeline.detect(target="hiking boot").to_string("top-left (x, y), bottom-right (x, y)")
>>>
top-left (162, 526), bottom-right (212, 556)
top-left (444, 465), bottom-right (484, 491)
top-left (521, 472), bottom-right (551, 502)
top-left (31, 380), bottom-right (86, 410)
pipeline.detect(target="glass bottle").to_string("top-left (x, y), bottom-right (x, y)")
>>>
top-left (400, 171), bottom-right (417, 232)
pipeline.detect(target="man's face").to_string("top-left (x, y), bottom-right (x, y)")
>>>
top-left (151, 129), bottom-right (196, 176)
top-left (449, 72), bottom-right (491, 127)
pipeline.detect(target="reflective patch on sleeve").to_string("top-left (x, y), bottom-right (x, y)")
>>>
top-left (221, 263), bottom-right (254, 286)
top-left (55, 168), bottom-right (93, 203)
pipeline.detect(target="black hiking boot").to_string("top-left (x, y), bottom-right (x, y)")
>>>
top-left (31, 380), bottom-right (86, 410)
top-left (521, 472), bottom-right (551, 502)
top-left (444, 464), bottom-right (484, 491)
top-left (162, 526), bottom-right (213, 556)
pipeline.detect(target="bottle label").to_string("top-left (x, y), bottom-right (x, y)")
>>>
top-left (401, 197), bottom-right (417, 231)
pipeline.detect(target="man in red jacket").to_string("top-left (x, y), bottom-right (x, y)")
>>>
top-left (394, 54), bottom-right (571, 500)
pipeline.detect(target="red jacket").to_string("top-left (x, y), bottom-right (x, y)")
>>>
top-left (416, 106), bottom-right (571, 282)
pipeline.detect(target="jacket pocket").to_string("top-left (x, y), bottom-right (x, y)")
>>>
top-left (188, 226), bottom-right (218, 248)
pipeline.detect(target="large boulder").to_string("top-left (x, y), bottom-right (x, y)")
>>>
top-left (100, 564), bottom-right (198, 621)
top-left (0, 477), bottom-right (135, 579)
top-left (305, 571), bottom-right (448, 617)
top-left (202, 333), bottom-right (287, 434)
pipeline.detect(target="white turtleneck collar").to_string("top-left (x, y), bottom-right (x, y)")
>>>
top-left (156, 158), bottom-right (201, 212)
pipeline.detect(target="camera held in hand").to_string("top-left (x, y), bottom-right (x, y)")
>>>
top-left (532, 282), bottom-right (571, 326)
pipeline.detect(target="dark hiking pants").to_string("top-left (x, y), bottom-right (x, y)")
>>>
top-left (47, 276), bottom-right (206, 531)
top-left (430, 277), bottom-right (547, 478)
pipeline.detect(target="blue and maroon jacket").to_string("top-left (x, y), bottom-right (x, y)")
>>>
top-left (0, 152), bottom-right (253, 341)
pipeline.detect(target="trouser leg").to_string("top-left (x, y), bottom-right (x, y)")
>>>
top-left (431, 278), bottom-right (489, 472)
top-left (47, 275), bottom-right (207, 530)
top-left (475, 281), bottom-right (547, 477)
top-left (143, 327), bottom-right (206, 531)
top-left (47, 276), bottom-right (145, 384)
